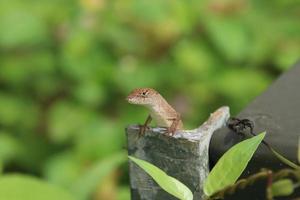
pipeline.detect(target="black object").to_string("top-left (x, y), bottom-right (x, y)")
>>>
top-left (227, 117), bottom-right (271, 148)
top-left (210, 61), bottom-right (300, 199)
top-left (227, 117), bottom-right (254, 135)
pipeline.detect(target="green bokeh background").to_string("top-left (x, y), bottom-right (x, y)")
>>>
top-left (0, 0), bottom-right (299, 199)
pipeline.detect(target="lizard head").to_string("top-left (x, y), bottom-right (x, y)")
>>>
top-left (126, 88), bottom-right (159, 106)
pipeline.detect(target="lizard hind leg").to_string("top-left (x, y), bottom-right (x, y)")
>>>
top-left (166, 113), bottom-right (181, 136)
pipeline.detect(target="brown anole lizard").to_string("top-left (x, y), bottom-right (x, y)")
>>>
top-left (126, 88), bottom-right (183, 136)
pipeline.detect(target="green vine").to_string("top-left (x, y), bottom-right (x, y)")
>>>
top-left (206, 168), bottom-right (300, 200)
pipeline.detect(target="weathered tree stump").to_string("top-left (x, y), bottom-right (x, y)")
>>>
top-left (126, 106), bottom-right (230, 200)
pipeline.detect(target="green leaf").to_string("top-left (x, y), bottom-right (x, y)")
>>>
top-left (205, 18), bottom-right (250, 62)
top-left (117, 186), bottom-right (131, 200)
top-left (72, 152), bottom-right (126, 200)
top-left (271, 179), bottom-right (294, 197)
top-left (0, 174), bottom-right (76, 200)
top-left (44, 151), bottom-right (81, 187)
top-left (48, 101), bottom-right (92, 143)
top-left (128, 156), bottom-right (193, 200)
top-left (0, 8), bottom-right (47, 48)
top-left (204, 132), bottom-right (266, 196)
top-left (0, 133), bottom-right (23, 164)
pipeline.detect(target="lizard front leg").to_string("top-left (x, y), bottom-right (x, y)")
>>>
top-left (167, 113), bottom-right (181, 136)
top-left (139, 115), bottom-right (152, 137)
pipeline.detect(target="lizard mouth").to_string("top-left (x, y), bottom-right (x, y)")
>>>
top-left (126, 96), bottom-right (134, 104)
top-left (126, 97), bottom-right (142, 105)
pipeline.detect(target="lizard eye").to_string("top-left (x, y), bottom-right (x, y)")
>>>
top-left (140, 90), bottom-right (149, 97)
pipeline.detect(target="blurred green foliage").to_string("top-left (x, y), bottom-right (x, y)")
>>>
top-left (0, 174), bottom-right (76, 200)
top-left (0, 0), bottom-right (299, 199)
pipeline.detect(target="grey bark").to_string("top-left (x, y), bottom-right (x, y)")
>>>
top-left (126, 106), bottom-right (230, 200)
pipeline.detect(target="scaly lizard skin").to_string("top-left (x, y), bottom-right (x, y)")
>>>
top-left (126, 88), bottom-right (183, 136)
